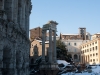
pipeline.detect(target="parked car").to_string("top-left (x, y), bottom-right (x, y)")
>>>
top-left (65, 65), bottom-right (77, 72)
top-left (57, 60), bottom-right (70, 71)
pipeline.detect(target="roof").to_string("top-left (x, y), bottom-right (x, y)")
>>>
top-left (61, 33), bottom-right (78, 35)
top-left (30, 27), bottom-right (42, 31)
top-left (95, 32), bottom-right (100, 34)
top-left (36, 40), bottom-right (49, 43)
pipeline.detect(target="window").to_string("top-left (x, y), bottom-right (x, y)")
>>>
top-left (90, 44), bottom-right (91, 46)
top-left (93, 59), bottom-right (95, 62)
top-left (92, 43), bottom-right (94, 45)
top-left (90, 48), bottom-right (91, 51)
top-left (95, 46), bottom-right (97, 50)
top-left (69, 43), bottom-right (70, 45)
top-left (93, 54), bottom-right (95, 56)
top-left (74, 43), bottom-right (77, 46)
top-left (87, 45), bottom-right (88, 47)
top-left (93, 47), bottom-right (94, 51)
top-left (90, 54), bottom-right (92, 56)
top-left (74, 54), bottom-right (78, 59)
top-left (95, 41), bottom-right (97, 44)
top-left (90, 59), bottom-right (92, 62)
top-left (96, 53), bottom-right (98, 56)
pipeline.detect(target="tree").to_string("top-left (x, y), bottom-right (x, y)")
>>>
top-left (56, 40), bottom-right (68, 61)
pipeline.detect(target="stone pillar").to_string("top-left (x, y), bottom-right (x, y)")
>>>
top-left (53, 30), bottom-right (57, 63)
top-left (42, 30), bottom-right (46, 62)
top-left (0, 0), bottom-right (4, 10)
top-left (49, 29), bottom-right (52, 63)
top-left (4, 0), bottom-right (14, 21)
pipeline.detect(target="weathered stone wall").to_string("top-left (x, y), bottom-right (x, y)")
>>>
top-left (0, 0), bottom-right (32, 75)
top-left (30, 27), bottom-right (42, 40)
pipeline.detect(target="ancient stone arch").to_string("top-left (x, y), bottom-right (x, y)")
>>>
top-left (74, 54), bottom-right (78, 59)
top-left (3, 45), bottom-right (12, 68)
top-left (2, 39), bottom-right (16, 75)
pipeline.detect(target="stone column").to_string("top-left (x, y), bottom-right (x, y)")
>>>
top-left (53, 30), bottom-right (57, 63)
top-left (49, 28), bottom-right (52, 63)
top-left (42, 30), bottom-right (46, 62)
top-left (0, 0), bottom-right (4, 10)
top-left (4, 0), bottom-right (14, 21)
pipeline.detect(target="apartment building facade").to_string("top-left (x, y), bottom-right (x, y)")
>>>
top-left (62, 40), bottom-right (88, 63)
top-left (81, 38), bottom-right (100, 65)
top-left (60, 28), bottom-right (90, 63)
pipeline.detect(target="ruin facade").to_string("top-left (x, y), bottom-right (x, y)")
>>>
top-left (40, 21), bottom-right (59, 75)
top-left (0, 0), bottom-right (32, 75)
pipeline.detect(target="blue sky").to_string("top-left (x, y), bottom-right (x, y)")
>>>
top-left (30, 0), bottom-right (100, 35)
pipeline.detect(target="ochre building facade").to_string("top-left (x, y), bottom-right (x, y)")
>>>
top-left (81, 33), bottom-right (100, 65)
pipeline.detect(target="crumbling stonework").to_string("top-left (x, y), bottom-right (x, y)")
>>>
top-left (0, 0), bottom-right (32, 75)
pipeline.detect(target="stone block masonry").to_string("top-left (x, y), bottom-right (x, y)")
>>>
top-left (0, 0), bottom-right (32, 75)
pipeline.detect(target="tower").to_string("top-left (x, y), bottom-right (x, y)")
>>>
top-left (79, 27), bottom-right (86, 40)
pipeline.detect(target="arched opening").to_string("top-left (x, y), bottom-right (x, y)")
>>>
top-left (3, 46), bottom-right (11, 68)
top-left (74, 54), bottom-right (78, 59)
top-left (3, 46), bottom-right (12, 74)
